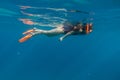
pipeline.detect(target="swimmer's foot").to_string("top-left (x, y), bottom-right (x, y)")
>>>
top-left (19, 28), bottom-right (42, 43)
top-left (19, 28), bottom-right (36, 43)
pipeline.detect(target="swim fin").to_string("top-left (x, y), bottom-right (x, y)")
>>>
top-left (19, 34), bottom-right (32, 43)
top-left (23, 29), bottom-right (34, 34)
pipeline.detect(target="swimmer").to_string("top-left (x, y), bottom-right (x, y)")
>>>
top-left (19, 22), bottom-right (93, 43)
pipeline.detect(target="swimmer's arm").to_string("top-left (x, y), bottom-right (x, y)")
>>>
top-left (59, 31), bottom-right (74, 41)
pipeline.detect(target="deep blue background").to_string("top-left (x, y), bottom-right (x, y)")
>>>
top-left (0, 0), bottom-right (120, 80)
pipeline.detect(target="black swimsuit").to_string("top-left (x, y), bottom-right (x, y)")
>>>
top-left (63, 23), bottom-right (74, 33)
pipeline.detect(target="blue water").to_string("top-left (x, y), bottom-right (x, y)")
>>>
top-left (0, 0), bottom-right (120, 80)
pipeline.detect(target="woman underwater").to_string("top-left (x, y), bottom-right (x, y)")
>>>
top-left (19, 21), bottom-right (93, 42)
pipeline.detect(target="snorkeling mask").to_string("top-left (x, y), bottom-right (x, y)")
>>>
top-left (85, 23), bottom-right (93, 34)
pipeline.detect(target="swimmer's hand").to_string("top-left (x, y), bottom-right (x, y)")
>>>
top-left (59, 37), bottom-right (63, 42)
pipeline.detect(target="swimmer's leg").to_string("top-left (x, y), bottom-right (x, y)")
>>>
top-left (30, 27), bottom-right (64, 36)
top-left (19, 27), bottom-right (64, 43)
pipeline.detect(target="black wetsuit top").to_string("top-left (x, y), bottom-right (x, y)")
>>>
top-left (63, 23), bottom-right (74, 33)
